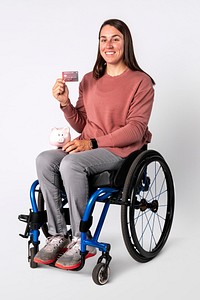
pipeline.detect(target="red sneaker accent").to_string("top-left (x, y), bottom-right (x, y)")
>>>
top-left (33, 247), bottom-right (68, 265)
top-left (33, 257), bottom-right (56, 265)
top-left (55, 252), bottom-right (96, 270)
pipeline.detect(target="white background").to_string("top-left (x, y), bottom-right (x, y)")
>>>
top-left (0, 0), bottom-right (200, 299)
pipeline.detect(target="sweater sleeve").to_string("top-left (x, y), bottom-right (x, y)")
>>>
top-left (61, 81), bottom-right (87, 133)
top-left (96, 77), bottom-right (154, 148)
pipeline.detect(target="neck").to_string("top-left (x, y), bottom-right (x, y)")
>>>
top-left (106, 63), bottom-right (127, 76)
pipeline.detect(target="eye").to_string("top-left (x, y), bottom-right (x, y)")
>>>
top-left (100, 38), bottom-right (106, 43)
top-left (112, 37), bottom-right (120, 42)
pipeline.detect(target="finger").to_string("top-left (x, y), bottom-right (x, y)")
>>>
top-left (62, 141), bottom-right (76, 152)
top-left (62, 143), bottom-right (71, 151)
top-left (52, 79), bottom-right (62, 89)
top-left (56, 86), bottom-right (65, 95)
top-left (52, 79), bottom-right (65, 92)
top-left (53, 81), bottom-right (65, 91)
top-left (53, 85), bottom-right (66, 98)
top-left (69, 148), bottom-right (79, 154)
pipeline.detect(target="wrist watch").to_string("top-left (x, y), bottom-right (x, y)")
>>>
top-left (90, 138), bottom-right (98, 149)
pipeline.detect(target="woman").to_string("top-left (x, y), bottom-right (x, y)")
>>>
top-left (34, 19), bottom-right (155, 270)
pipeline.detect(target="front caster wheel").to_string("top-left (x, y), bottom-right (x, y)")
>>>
top-left (92, 263), bottom-right (110, 285)
top-left (30, 247), bottom-right (38, 268)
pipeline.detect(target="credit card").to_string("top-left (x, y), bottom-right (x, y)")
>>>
top-left (62, 71), bottom-right (78, 82)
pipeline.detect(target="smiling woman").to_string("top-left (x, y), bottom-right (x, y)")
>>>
top-left (34, 18), bottom-right (155, 271)
top-left (99, 25), bottom-right (125, 75)
top-left (93, 19), bottom-right (155, 83)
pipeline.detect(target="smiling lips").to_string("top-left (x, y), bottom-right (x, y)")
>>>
top-left (105, 51), bottom-right (115, 55)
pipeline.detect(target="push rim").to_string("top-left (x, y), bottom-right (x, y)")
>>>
top-left (121, 150), bottom-right (174, 262)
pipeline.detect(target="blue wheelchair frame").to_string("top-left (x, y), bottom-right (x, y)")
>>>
top-left (19, 148), bottom-right (175, 285)
top-left (28, 179), bottom-right (119, 270)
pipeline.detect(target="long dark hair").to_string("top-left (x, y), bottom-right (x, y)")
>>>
top-left (93, 19), bottom-right (155, 84)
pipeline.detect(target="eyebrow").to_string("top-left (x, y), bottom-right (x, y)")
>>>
top-left (100, 34), bottom-right (122, 39)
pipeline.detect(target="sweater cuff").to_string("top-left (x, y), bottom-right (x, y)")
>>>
top-left (60, 100), bottom-right (71, 109)
top-left (96, 134), bottom-right (113, 148)
top-left (60, 100), bottom-right (74, 116)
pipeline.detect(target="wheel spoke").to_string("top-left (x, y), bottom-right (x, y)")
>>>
top-left (121, 150), bottom-right (174, 262)
top-left (135, 210), bottom-right (157, 250)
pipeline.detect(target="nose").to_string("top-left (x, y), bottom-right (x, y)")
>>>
top-left (106, 40), bottom-right (113, 48)
top-left (58, 137), bottom-right (64, 143)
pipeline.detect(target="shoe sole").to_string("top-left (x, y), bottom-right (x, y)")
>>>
top-left (55, 252), bottom-right (96, 270)
top-left (33, 247), bottom-right (68, 265)
top-left (33, 257), bottom-right (56, 265)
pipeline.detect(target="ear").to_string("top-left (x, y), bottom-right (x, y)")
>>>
top-left (63, 127), bottom-right (70, 132)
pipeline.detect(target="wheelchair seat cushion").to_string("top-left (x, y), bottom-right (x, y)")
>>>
top-left (89, 145), bottom-right (147, 189)
top-left (89, 170), bottom-right (116, 188)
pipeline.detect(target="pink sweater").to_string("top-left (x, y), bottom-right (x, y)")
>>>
top-left (61, 68), bottom-right (154, 158)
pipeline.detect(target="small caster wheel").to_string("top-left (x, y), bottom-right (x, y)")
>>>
top-left (30, 247), bottom-right (38, 268)
top-left (92, 263), bottom-right (110, 285)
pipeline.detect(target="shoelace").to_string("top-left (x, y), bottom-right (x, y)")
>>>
top-left (66, 238), bottom-right (80, 255)
top-left (45, 236), bottom-right (65, 252)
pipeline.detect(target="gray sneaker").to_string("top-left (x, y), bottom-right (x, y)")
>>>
top-left (34, 235), bottom-right (70, 265)
top-left (55, 237), bottom-right (97, 270)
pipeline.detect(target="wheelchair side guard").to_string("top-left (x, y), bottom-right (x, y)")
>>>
top-left (113, 145), bottom-right (147, 188)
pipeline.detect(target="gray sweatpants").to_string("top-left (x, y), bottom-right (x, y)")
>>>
top-left (36, 148), bottom-right (123, 238)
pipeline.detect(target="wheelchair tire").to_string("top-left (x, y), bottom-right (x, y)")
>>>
top-left (37, 189), bottom-right (50, 238)
top-left (92, 263), bottom-right (110, 285)
top-left (121, 150), bottom-right (174, 263)
top-left (30, 247), bottom-right (38, 268)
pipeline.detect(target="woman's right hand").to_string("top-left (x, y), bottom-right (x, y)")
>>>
top-left (52, 78), bottom-right (70, 107)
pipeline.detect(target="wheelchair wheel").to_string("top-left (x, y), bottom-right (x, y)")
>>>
top-left (121, 150), bottom-right (174, 263)
top-left (92, 263), bottom-right (110, 285)
top-left (30, 247), bottom-right (38, 268)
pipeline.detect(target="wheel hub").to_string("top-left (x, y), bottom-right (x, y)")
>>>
top-left (136, 198), bottom-right (159, 213)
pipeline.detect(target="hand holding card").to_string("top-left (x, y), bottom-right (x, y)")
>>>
top-left (62, 71), bottom-right (79, 82)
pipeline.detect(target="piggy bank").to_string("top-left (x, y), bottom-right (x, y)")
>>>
top-left (49, 127), bottom-right (71, 149)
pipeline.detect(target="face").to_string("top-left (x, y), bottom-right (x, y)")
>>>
top-left (99, 25), bottom-right (124, 66)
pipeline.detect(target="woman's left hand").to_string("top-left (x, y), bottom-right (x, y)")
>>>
top-left (62, 140), bottom-right (91, 153)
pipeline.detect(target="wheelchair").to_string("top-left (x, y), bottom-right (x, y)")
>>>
top-left (18, 147), bottom-right (175, 285)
